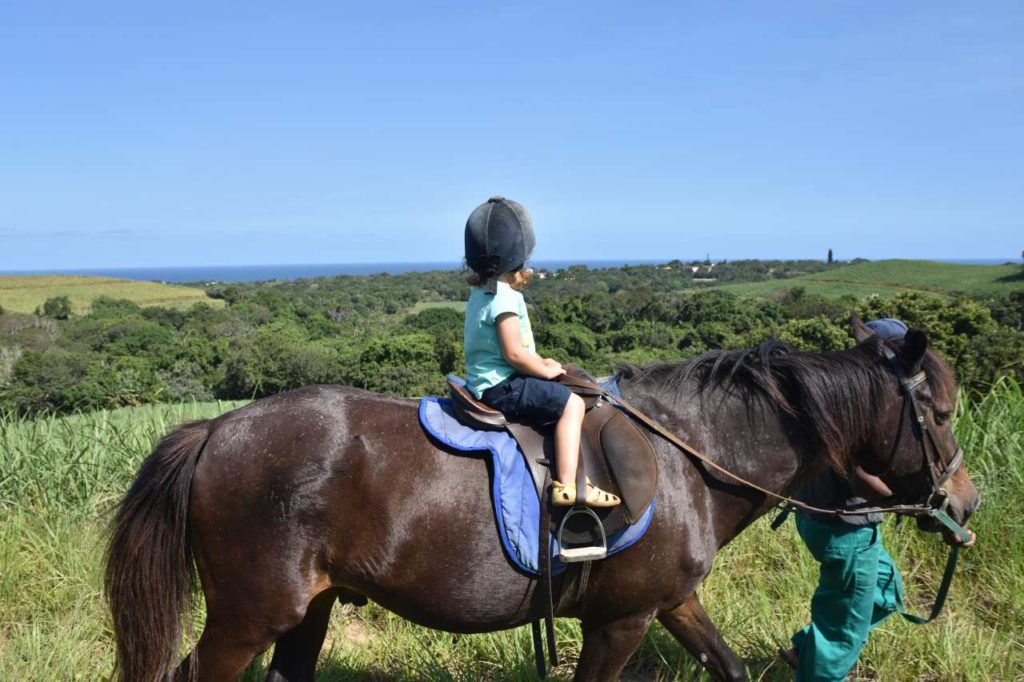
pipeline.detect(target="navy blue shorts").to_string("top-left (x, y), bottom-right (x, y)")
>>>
top-left (481, 374), bottom-right (572, 425)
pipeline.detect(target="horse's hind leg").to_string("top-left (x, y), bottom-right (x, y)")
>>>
top-left (264, 588), bottom-right (353, 682)
top-left (573, 611), bottom-right (655, 681)
top-left (176, 569), bottom-right (328, 681)
top-left (657, 592), bottom-right (747, 681)
top-left (173, 620), bottom-right (268, 682)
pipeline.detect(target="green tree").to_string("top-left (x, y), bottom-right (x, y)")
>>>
top-left (960, 330), bottom-right (1024, 393)
top-left (536, 322), bottom-right (598, 362)
top-left (774, 316), bottom-right (851, 352)
top-left (344, 333), bottom-right (446, 396)
top-left (221, 322), bottom-right (340, 397)
top-left (41, 295), bottom-right (72, 320)
top-left (88, 356), bottom-right (166, 407)
top-left (403, 307), bottom-right (463, 334)
top-left (5, 349), bottom-right (97, 414)
top-left (987, 291), bottom-right (1024, 331)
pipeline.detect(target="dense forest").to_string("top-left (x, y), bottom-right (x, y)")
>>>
top-left (1, 260), bottom-right (1022, 416)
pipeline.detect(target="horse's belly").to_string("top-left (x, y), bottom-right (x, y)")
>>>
top-left (364, 574), bottom-right (537, 633)
top-left (327, 397), bottom-right (540, 632)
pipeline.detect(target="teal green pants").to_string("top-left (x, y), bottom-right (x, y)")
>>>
top-left (791, 513), bottom-right (904, 682)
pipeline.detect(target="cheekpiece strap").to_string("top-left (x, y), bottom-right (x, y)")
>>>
top-left (936, 447), bottom-right (965, 488)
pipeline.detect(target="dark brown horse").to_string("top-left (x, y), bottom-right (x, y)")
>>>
top-left (105, 319), bottom-right (980, 681)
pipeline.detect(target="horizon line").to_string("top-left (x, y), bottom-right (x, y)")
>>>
top-left (1, 256), bottom-right (1020, 275)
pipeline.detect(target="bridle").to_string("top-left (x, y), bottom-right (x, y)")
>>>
top-left (871, 344), bottom-right (966, 528)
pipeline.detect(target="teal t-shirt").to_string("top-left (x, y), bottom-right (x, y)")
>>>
top-left (464, 282), bottom-right (536, 398)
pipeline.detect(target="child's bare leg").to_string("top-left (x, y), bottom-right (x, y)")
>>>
top-left (554, 393), bottom-right (585, 483)
top-left (551, 392), bottom-right (620, 507)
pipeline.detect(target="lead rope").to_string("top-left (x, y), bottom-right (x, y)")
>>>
top-left (558, 374), bottom-right (967, 525)
top-left (558, 375), bottom-right (880, 517)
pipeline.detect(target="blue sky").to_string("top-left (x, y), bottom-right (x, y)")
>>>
top-left (1, 2), bottom-right (1021, 269)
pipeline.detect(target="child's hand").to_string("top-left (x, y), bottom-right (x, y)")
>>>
top-left (541, 359), bottom-right (565, 379)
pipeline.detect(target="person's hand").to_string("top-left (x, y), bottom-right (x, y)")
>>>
top-left (956, 529), bottom-right (977, 547)
top-left (541, 359), bottom-right (565, 380)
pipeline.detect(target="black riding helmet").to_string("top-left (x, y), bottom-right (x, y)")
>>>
top-left (464, 196), bottom-right (536, 277)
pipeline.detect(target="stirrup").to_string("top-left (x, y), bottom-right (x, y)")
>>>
top-left (556, 507), bottom-right (608, 563)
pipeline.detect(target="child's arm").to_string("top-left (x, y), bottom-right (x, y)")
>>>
top-left (496, 313), bottom-right (565, 380)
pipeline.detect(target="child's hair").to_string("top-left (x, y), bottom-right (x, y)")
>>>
top-left (466, 267), bottom-right (533, 290)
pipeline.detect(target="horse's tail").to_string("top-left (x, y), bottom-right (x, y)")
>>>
top-left (105, 420), bottom-right (211, 682)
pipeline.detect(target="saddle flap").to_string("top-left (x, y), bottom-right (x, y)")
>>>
top-left (599, 410), bottom-right (657, 523)
top-left (447, 375), bottom-right (507, 430)
top-left (578, 404), bottom-right (657, 525)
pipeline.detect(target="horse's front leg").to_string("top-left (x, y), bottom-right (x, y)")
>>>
top-left (657, 592), bottom-right (747, 681)
top-left (573, 611), bottom-right (655, 681)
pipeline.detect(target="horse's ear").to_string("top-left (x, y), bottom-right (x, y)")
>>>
top-left (901, 329), bottom-right (928, 374)
top-left (850, 313), bottom-right (875, 344)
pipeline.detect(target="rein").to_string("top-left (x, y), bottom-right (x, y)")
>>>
top-left (559, 368), bottom-right (970, 624)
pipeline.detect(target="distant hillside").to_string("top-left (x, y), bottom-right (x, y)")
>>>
top-left (711, 260), bottom-right (1023, 300)
top-left (0, 275), bottom-right (221, 314)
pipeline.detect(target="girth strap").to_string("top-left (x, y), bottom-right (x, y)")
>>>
top-left (533, 465), bottom-right (558, 678)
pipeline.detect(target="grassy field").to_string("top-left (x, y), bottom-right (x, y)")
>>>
top-left (0, 275), bottom-right (222, 314)
top-left (1, 382), bottom-right (1022, 680)
top-left (712, 260), bottom-right (1024, 300)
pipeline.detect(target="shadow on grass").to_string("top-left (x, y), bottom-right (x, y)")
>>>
top-left (632, 623), bottom-right (794, 681)
top-left (236, 624), bottom-right (797, 682)
top-left (241, 651), bottom-right (542, 682)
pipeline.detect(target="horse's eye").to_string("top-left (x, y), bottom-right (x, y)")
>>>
top-left (934, 410), bottom-right (952, 426)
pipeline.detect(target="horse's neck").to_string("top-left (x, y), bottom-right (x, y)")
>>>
top-left (621, 377), bottom-right (817, 543)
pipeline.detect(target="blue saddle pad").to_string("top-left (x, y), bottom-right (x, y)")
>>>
top-left (418, 387), bottom-right (654, 576)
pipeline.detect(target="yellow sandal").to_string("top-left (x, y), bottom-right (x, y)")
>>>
top-left (551, 479), bottom-right (621, 508)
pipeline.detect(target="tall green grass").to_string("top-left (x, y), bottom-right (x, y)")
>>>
top-left (1, 384), bottom-right (1021, 680)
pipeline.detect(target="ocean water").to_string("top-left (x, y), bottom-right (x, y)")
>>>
top-left (2, 258), bottom-right (1016, 283)
top-left (2, 260), bottom-right (670, 283)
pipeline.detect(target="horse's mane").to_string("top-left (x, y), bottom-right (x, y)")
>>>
top-left (619, 338), bottom-right (953, 473)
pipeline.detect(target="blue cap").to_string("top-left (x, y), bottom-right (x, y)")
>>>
top-left (866, 318), bottom-right (908, 341)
